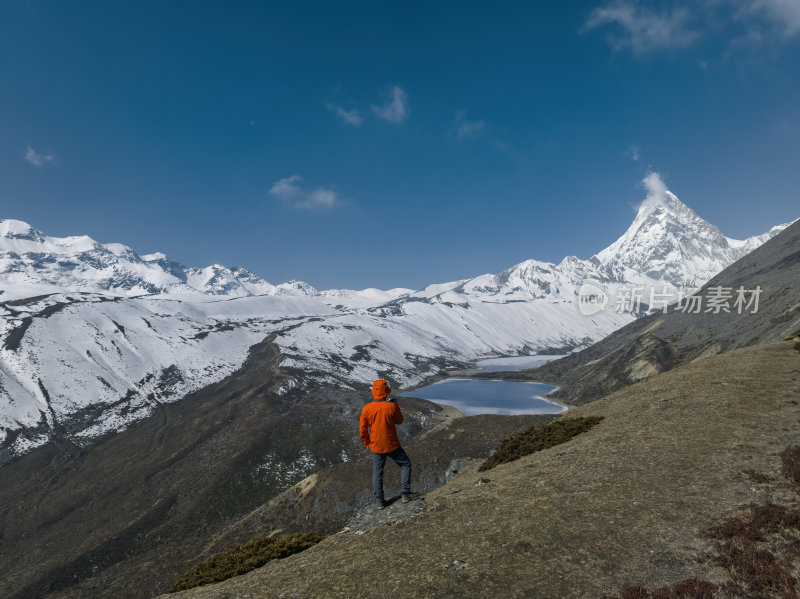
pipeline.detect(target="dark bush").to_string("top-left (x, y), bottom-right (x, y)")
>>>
top-left (706, 502), bottom-right (800, 543)
top-left (780, 446), bottom-right (800, 484)
top-left (605, 579), bottom-right (717, 599)
top-left (743, 469), bottom-right (772, 484)
top-left (478, 416), bottom-right (603, 471)
top-left (167, 532), bottom-right (325, 593)
top-left (669, 578), bottom-right (717, 598)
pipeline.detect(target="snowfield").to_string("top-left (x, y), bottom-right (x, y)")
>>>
top-left (0, 293), bottom-right (336, 451)
top-left (0, 189), bottom-right (793, 459)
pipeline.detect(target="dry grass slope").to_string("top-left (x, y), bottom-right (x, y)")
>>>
top-left (603, 444), bottom-right (800, 598)
top-left (159, 340), bottom-right (800, 599)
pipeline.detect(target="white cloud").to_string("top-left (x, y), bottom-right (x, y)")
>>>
top-left (725, 26), bottom-right (765, 56)
top-left (448, 111), bottom-right (513, 154)
top-left (326, 103), bottom-right (364, 127)
top-left (583, 2), bottom-right (699, 53)
top-left (372, 86), bottom-right (409, 124)
top-left (740, 0), bottom-right (800, 37)
top-left (628, 145), bottom-right (641, 161)
top-left (269, 175), bottom-right (341, 211)
top-left (451, 111), bottom-right (486, 140)
top-left (23, 146), bottom-right (55, 167)
top-left (637, 171), bottom-right (671, 213)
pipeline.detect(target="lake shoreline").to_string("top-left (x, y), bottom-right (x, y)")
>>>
top-left (397, 354), bottom-right (570, 417)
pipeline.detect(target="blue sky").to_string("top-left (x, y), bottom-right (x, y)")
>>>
top-left (2, 1), bottom-right (798, 290)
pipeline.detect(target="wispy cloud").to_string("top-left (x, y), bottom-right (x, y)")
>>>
top-left (372, 86), bottom-right (409, 124)
top-left (637, 171), bottom-right (671, 213)
top-left (450, 111), bottom-right (486, 140)
top-left (718, 0), bottom-right (800, 59)
top-left (447, 111), bottom-right (514, 156)
top-left (738, 0), bottom-right (800, 38)
top-left (326, 103), bottom-right (364, 127)
top-left (724, 25), bottom-right (765, 57)
top-left (23, 146), bottom-right (55, 167)
top-left (627, 145), bottom-right (641, 161)
top-left (269, 175), bottom-right (341, 211)
top-left (582, 1), bottom-right (699, 54)
top-left (584, 1), bottom-right (800, 57)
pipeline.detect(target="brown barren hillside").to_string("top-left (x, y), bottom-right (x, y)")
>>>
top-left (161, 340), bottom-right (800, 599)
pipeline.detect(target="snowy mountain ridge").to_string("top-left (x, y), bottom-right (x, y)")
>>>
top-left (0, 219), bottom-right (276, 300)
top-left (594, 186), bottom-right (764, 288)
top-left (0, 187), bottom-right (793, 460)
top-left (0, 218), bottom-right (416, 307)
top-left (0, 182), bottom-right (787, 306)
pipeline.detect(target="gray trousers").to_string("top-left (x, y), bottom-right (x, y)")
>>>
top-left (371, 446), bottom-right (411, 501)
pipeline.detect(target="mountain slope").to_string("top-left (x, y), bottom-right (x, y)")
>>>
top-left (0, 190), bottom-right (792, 460)
top-left (264, 190), bottom-right (791, 396)
top-left (0, 190), bottom-right (795, 598)
top-left (0, 294), bottom-right (336, 459)
top-left (150, 213), bottom-right (800, 599)
top-left (0, 334), bottom-right (451, 599)
top-left (160, 340), bottom-right (800, 599)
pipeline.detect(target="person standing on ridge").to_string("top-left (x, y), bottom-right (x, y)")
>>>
top-left (360, 379), bottom-right (419, 509)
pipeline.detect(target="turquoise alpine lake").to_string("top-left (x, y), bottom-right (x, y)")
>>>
top-left (398, 378), bottom-right (565, 417)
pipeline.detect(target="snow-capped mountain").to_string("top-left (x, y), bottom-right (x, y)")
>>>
top-left (594, 189), bottom-right (769, 288)
top-left (0, 219), bottom-right (280, 300)
top-left (406, 182), bottom-right (788, 304)
top-left (271, 191), bottom-right (790, 387)
top-left (0, 188), bottom-right (793, 460)
top-left (0, 219), bottom-right (415, 307)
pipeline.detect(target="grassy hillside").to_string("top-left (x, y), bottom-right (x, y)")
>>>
top-left (160, 340), bottom-right (800, 598)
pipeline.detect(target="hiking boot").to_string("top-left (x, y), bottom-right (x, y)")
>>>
top-left (377, 499), bottom-right (389, 510)
top-left (401, 492), bottom-right (419, 503)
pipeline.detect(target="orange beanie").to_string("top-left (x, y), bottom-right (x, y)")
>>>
top-left (372, 379), bottom-right (391, 399)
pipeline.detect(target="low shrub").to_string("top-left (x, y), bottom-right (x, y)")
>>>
top-left (167, 532), bottom-right (325, 593)
top-left (605, 577), bottom-right (717, 599)
top-left (743, 469), bottom-right (772, 484)
top-left (478, 416), bottom-right (604, 471)
top-left (780, 445), bottom-right (800, 484)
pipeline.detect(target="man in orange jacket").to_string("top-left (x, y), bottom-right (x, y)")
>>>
top-left (360, 379), bottom-right (419, 509)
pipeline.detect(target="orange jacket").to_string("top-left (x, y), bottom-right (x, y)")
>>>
top-left (360, 400), bottom-right (404, 454)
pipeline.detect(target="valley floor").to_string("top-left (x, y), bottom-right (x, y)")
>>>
top-left (161, 341), bottom-right (800, 598)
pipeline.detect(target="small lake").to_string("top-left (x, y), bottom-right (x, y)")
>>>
top-left (399, 353), bottom-right (567, 417)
